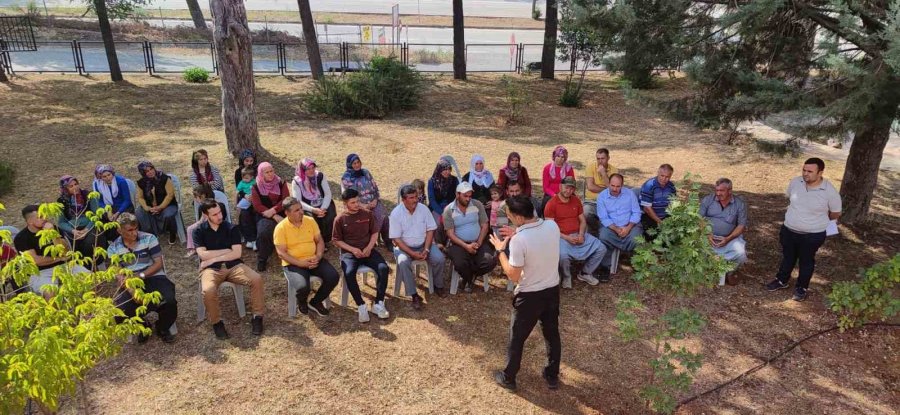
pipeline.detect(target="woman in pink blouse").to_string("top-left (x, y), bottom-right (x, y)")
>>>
top-left (541, 145), bottom-right (575, 214)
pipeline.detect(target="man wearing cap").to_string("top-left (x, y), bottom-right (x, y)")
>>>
top-left (543, 177), bottom-right (607, 288)
top-left (444, 181), bottom-right (496, 293)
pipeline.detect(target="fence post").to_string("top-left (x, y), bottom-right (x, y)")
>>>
top-left (278, 42), bottom-right (285, 76)
top-left (210, 42), bottom-right (218, 75)
top-left (147, 42), bottom-right (155, 75)
top-left (141, 41), bottom-right (151, 74)
top-left (402, 43), bottom-right (408, 67)
top-left (73, 40), bottom-right (85, 75)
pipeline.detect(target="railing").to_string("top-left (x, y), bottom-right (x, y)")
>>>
top-left (4, 40), bottom-right (613, 76)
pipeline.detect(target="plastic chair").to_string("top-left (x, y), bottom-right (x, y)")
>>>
top-left (340, 265), bottom-right (376, 307)
top-left (285, 271), bottom-right (333, 318)
top-left (610, 248), bottom-right (621, 274)
top-left (450, 268), bottom-right (490, 294)
top-left (393, 260), bottom-right (432, 297)
top-left (194, 190), bottom-right (234, 224)
top-left (196, 281), bottom-right (246, 322)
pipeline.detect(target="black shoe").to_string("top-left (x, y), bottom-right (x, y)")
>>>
top-left (297, 294), bottom-right (309, 315)
top-left (168, 232), bottom-right (177, 245)
top-left (543, 372), bottom-right (560, 390)
top-left (251, 315), bottom-right (264, 335)
top-left (597, 267), bottom-right (611, 283)
top-left (157, 327), bottom-right (176, 343)
top-left (257, 261), bottom-right (266, 272)
top-left (434, 287), bottom-right (447, 298)
top-left (463, 283), bottom-right (473, 294)
top-left (493, 370), bottom-right (517, 391)
top-left (411, 294), bottom-right (424, 310)
top-left (136, 332), bottom-right (150, 344)
top-left (766, 279), bottom-right (789, 291)
top-left (792, 287), bottom-right (808, 302)
top-left (212, 321), bottom-right (229, 340)
top-left (308, 301), bottom-right (330, 316)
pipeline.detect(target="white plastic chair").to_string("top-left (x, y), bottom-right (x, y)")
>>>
top-left (193, 190), bottom-right (234, 224)
top-left (393, 260), bottom-right (432, 297)
top-left (450, 269), bottom-right (491, 294)
top-left (610, 248), bottom-right (621, 274)
top-left (285, 272), bottom-right (333, 318)
top-left (340, 265), bottom-right (377, 307)
top-left (196, 281), bottom-right (246, 322)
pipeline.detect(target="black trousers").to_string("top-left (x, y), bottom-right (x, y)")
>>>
top-left (503, 285), bottom-right (561, 381)
top-left (340, 250), bottom-right (390, 305)
top-left (115, 275), bottom-right (178, 334)
top-left (286, 261), bottom-right (340, 306)
top-left (447, 239), bottom-right (496, 285)
top-left (775, 225), bottom-right (826, 289)
top-left (238, 207), bottom-right (258, 243)
top-left (256, 217), bottom-right (278, 264)
top-left (311, 204), bottom-right (337, 245)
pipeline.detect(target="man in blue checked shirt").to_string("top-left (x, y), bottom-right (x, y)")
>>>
top-left (639, 164), bottom-right (676, 239)
top-left (597, 174), bottom-right (643, 282)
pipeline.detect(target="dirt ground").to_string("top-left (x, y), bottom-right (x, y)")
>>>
top-left (0, 73), bottom-right (897, 414)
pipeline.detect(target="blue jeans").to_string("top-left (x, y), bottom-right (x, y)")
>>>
top-left (559, 233), bottom-right (607, 281)
top-left (340, 250), bottom-right (390, 306)
top-left (713, 235), bottom-right (748, 266)
top-left (598, 225), bottom-right (643, 266)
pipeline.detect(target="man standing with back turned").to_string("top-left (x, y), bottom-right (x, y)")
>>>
top-left (489, 196), bottom-right (562, 391)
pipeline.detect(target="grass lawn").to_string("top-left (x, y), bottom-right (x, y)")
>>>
top-left (0, 73), bottom-right (897, 414)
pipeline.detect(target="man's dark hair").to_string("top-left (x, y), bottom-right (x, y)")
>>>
top-left (282, 197), bottom-right (301, 211)
top-left (596, 148), bottom-right (610, 156)
top-left (659, 163), bottom-right (674, 173)
top-left (21, 204), bottom-right (39, 219)
top-left (400, 184), bottom-right (417, 199)
top-left (506, 196), bottom-right (535, 219)
top-left (199, 198), bottom-right (220, 215)
top-left (804, 157), bottom-right (825, 172)
top-left (341, 188), bottom-right (360, 201)
top-left (609, 173), bottom-right (624, 184)
top-left (506, 180), bottom-right (521, 188)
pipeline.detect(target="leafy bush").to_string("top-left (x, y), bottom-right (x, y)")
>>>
top-left (560, 74), bottom-right (584, 107)
top-left (182, 67), bottom-right (210, 83)
top-left (615, 174), bottom-right (733, 414)
top-left (305, 56), bottom-right (424, 119)
top-left (0, 200), bottom-right (158, 413)
top-left (0, 161), bottom-right (13, 197)
top-left (500, 75), bottom-right (531, 123)
top-left (532, 8), bottom-right (542, 20)
top-left (828, 254), bottom-right (899, 331)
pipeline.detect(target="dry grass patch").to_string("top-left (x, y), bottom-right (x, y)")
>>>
top-left (0, 73), bottom-right (897, 415)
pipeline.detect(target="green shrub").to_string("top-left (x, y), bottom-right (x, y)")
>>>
top-left (500, 75), bottom-right (531, 123)
top-left (305, 56), bottom-right (424, 119)
top-left (182, 67), bottom-right (210, 83)
top-left (559, 74), bottom-right (584, 107)
top-left (0, 161), bottom-right (13, 197)
top-left (532, 8), bottom-right (542, 20)
top-left (828, 254), bottom-right (899, 331)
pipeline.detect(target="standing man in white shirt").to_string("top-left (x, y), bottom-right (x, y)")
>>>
top-left (489, 196), bottom-right (562, 391)
top-left (766, 158), bottom-right (841, 301)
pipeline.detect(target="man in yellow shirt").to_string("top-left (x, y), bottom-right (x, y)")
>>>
top-left (274, 197), bottom-right (339, 317)
top-left (584, 148), bottom-right (618, 236)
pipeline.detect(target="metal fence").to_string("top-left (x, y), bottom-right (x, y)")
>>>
top-left (5, 40), bottom-right (607, 76)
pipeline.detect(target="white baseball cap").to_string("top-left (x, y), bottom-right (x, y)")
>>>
top-left (456, 181), bottom-right (474, 194)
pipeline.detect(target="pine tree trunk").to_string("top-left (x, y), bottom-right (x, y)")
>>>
top-left (94, 0), bottom-right (122, 82)
top-left (186, 0), bottom-right (208, 30)
top-left (540, 0), bottom-right (557, 80)
top-left (532, 0), bottom-right (538, 19)
top-left (839, 117), bottom-right (894, 223)
top-left (209, 0), bottom-right (260, 156)
top-left (297, 0), bottom-right (323, 79)
top-left (452, 0), bottom-right (466, 80)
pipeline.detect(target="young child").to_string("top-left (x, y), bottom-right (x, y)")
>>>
top-left (236, 166), bottom-right (256, 210)
top-left (488, 184), bottom-right (506, 230)
top-left (411, 178), bottom-right (427, 205)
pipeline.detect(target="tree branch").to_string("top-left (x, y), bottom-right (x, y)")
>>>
top-left (790, 0), bottom-right (881, 58)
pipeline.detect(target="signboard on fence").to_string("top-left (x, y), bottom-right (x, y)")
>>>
top-left (362, 26), bottom-right (372, 42)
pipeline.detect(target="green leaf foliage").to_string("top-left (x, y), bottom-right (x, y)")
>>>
top-left (828, 254), bottom-right (900, 331)
top-left (0, 202), bottom-right (159, 413)
top-left (182, 67), bottom-right (210, 83)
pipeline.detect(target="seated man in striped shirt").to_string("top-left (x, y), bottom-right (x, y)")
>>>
top-left (639, 164), bottom-right (676, 240)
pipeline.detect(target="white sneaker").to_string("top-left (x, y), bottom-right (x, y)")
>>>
top-left (372, 301), bottom-right (389, 319)
top-left (250, 241), bottom-right (257, 251)
top-left (577, 273), bottom-right (600, 286)
top-left (358, 304), bottom-right (370, 323)
top-left (245, 241), bottom-right (253, 249)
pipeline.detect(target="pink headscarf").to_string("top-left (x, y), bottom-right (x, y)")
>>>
top-left (294, 158), bottom-right (322, 203)
top-left (256, 162), bottom-right (283, 197)
top-left (548, 145), bottom-right (573, 179)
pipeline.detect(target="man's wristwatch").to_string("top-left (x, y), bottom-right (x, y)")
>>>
top-left (139, 272), bottom-right (146, 279)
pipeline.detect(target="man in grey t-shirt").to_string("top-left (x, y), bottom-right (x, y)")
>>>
top-left (766, 158), bottom-right (841, 301)
top-left (700, 178), bottom-right (748, 284)
top-left (489, 196), bottom-right (561, 391)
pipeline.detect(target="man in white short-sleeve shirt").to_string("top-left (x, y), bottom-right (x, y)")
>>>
top-left (389, 184), bottom-right (446, 309)
top-left (489, 195), bottom-right (561, 391)
top-left (766, 157), bottom-right (841, 301)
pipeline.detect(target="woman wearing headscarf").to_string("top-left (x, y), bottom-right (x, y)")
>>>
top-left (290, 158), bottom-right (336, 244)
top-left (497, 151), bottom-right (532, 197)
top-left (541, 145), bottom-right (576, 214)
top-left (92, 164), bottom-right (133, 221)
top-left (57, 175), bottom-right (105, 259)
top-left (340, 154), bottom-right (391, 249)
top-left (189, 149), bottom-right (225, 192)
top-left (251, 161), bottom-right (290, 271)
top-left (427, 159), bottom-right (459, 248)
top-left (234, 148), bottom-right (259, 187)
top-left (136, 161), bottom-right (180, 245)
top-left (461, 154), bottom-right (495, 205)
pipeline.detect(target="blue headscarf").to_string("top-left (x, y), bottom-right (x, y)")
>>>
top-left (345, 153), bottom-right (364, 178)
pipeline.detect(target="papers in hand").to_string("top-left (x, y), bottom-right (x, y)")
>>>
top-left (825, 220), bottom-right (838, 236)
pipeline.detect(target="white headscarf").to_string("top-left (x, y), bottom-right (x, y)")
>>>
top-left (468, 154), bottom-right (494, 187)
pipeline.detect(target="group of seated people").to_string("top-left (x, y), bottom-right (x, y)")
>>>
top-left (1, 145), bottom-right (750, 342)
